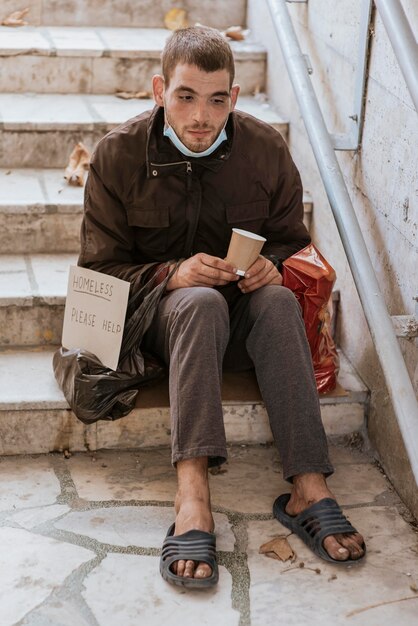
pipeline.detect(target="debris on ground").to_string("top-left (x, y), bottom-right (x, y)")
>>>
top-left (223, 26), bottom-right (249, 41)
top-left (209, 466), bottom-right (228, 475)
top-left (115, 90), bottom-right (151, 100)
top-left (164, 8), bottom-right (189, 31)
top-left (346, 595), bottom-right (418, 618)
top-left (63, 449), bottom-right (72, 459)
top-left (281, 561), bottom-right (321, 575)
top-left (1, 7), bottom-right (29, 26)
top-left (259, 536), bottom-right (295, 562)
top-left (64, 142), bottom-right (90, 186)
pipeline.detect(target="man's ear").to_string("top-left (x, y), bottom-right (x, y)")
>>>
top-left (230, 84), bottom-right (240, 111)
top-left (152, 74), bottom-right (165, 106)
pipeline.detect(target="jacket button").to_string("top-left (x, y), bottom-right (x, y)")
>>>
top-left (152, 170), bottom-right (158, 176)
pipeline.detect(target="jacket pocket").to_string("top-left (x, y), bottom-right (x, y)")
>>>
top-left (226, 200), bottom-right (269, 231)
top-left (127, 206), bottom-right (170, 253)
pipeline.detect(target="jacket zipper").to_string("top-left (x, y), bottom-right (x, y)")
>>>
top-left (150, 160), bottom-right (194, 254)
top-left (150, 161), bottom-right (192, 171)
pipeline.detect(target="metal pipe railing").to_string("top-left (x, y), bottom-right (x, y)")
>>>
top-left (374, 0), bottom-right (418, 113)
top-left (266, 0), bottom-right (418, 484)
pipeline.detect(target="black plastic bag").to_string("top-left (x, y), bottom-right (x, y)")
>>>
top-left (53, 263), bottom-right (177, 424)
top-left (53, 347), bottom-right (165, 424)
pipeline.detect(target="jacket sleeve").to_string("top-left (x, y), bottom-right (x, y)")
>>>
top-left (78, 159), bottom-right (164, 288)
top-left (261, 140), bottom-right (311, 266)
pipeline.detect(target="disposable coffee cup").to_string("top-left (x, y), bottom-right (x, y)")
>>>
top-left (225, 228), bottom-right (267, 277)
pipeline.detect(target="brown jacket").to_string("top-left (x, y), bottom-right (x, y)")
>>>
top-left (79, 105), bottom-right (310, 291)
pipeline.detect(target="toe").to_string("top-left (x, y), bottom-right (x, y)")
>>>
top-left (184, 560), bottom-right (196, 578)
top-left (195, 562), bottom-right (212, 579)
top-left (323, 535), bottom-right (350, 560)
top-left (336, 533), bottom-right (365, 559)
top-left (323, 532), bottom-right (365, 561)
top-left (176, 559), bottom-right (186, 576)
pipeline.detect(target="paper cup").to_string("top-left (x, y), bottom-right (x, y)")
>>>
top-left (225, 228), bottom-right (266, 276)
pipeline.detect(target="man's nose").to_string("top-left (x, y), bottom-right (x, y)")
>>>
top-left (192, 101), bottom-right (209, 125)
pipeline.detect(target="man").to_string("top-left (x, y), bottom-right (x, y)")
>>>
top-left (79, 26), bottom-right (365, 588)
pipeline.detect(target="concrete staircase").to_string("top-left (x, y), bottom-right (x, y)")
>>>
top-left (0, 0), bottom-right (368, 455)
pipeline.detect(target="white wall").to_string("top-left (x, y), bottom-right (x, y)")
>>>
top-left (247, 0), bottom-right (418, 515)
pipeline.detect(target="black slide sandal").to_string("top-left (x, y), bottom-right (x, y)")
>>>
top-left (160, 523), bottom-right (219, 588)
top-left (273, 493), bottom-right (366, 564)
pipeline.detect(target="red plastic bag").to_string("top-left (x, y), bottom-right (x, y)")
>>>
top-left (282, 244), bottom-right (339, 393)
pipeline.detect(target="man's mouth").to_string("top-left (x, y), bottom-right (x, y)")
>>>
top-left (187, 129), bottom-right (212, 137)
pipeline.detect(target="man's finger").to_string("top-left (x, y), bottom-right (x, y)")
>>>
top-left (244, 255), bottom-right (268, 278)
top-left (241, 259), bottom-right (273, 287)
top-left (199, 267), bottom-right (239, 284)
top-left (239, 262), bottom-right (281, 292)
top-left (199, 253), bottom-right (237, 275)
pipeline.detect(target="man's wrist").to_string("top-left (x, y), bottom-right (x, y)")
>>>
top-left (165, 264), bottom-right (178, 291)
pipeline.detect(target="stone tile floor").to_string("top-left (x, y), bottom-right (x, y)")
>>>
top-left (1, 444), bottom-right (417, 626)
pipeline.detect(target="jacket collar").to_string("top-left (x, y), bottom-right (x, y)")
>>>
top-left (145, 106), bottom-right (234, 179)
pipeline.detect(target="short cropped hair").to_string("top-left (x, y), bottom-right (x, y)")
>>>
top-left (162, 26), bottom-right (235, 88)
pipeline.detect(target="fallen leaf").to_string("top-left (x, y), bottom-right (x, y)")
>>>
top-left (64, 142), bottom-right (91, 187)
top-left (1, 7), bottom-right (29, 26)
top-left (164, 8), bottom-right (188, 31)
top-left (63, 449), bottom-right (72, 459)
top-left (116, 90), bottom-right (151, 100)
top-left (224, 26), bottom-right (246, 41)
top-left (259, 536), bottom-right (295, 562)
top-left (411, 583), bottom-right (418, 593)
top-left (263, 551), bottom-right (282, 561)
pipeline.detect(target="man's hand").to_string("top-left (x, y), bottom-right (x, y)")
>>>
top-left (238, 255), bottom-right (283, 293)
top-left (166, 253), bottom-right (239, 291)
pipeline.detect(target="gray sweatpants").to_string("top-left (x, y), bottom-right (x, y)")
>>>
top-left (143, 284), bottom-right (333, 481)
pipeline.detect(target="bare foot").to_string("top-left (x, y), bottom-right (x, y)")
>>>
top-left (172, 457), bottom-right (215, 579)
top-left (286, 473), bottom-right (365, 561)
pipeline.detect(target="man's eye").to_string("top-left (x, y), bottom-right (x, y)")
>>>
top-left (179, 95), bottom-right (193, 101)
top-left (212, 98), bottom-right (227, 105)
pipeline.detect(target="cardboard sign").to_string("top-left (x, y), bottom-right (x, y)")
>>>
top-left (62, 266), bottom-right (130, 371)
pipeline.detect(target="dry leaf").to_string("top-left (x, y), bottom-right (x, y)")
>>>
top-left (224, 26), bottom-right (246, 41)
top-left (259, 536), bottom-right (295, 562)
top-left (116, 90), bottom-right (151, 100)
top-left (1, 7), bottom-right (29, 26)
top-left (64, 142), bottom-right (91, 187)
top-left (164, 8), bottom-right (189, 31)
top-left (411, 583), bottom-right (418, 594)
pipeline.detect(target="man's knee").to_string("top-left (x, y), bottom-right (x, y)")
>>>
top-left (174, 287), bottom-right (229, 329)
top-left (253, 284), bottom-right (300, 316)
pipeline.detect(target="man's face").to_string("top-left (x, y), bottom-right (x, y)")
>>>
top-left (153, 64), bottom-right (240, 153)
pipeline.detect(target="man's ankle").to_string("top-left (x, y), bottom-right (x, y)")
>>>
top-left (292, 472), bottom-right (329, 497)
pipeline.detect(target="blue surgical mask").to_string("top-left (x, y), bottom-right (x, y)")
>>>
top-left (163, 124), bottom-right (227, 158)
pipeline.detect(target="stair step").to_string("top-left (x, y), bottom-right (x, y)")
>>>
top-left (0, 210), bottom-right (316, 336)
top-left (0, 254), bottom-right (74, 347)
top-left (1, 0), bottom-right (246, 29)
top-left (0, 171), bottom-right (312, 254)
top-left (0, 25), bottom-right (265, 94)
top-left (0, 94), bottom-right (286, 168)
top-left (0, 347), bottom-right (368, 455)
